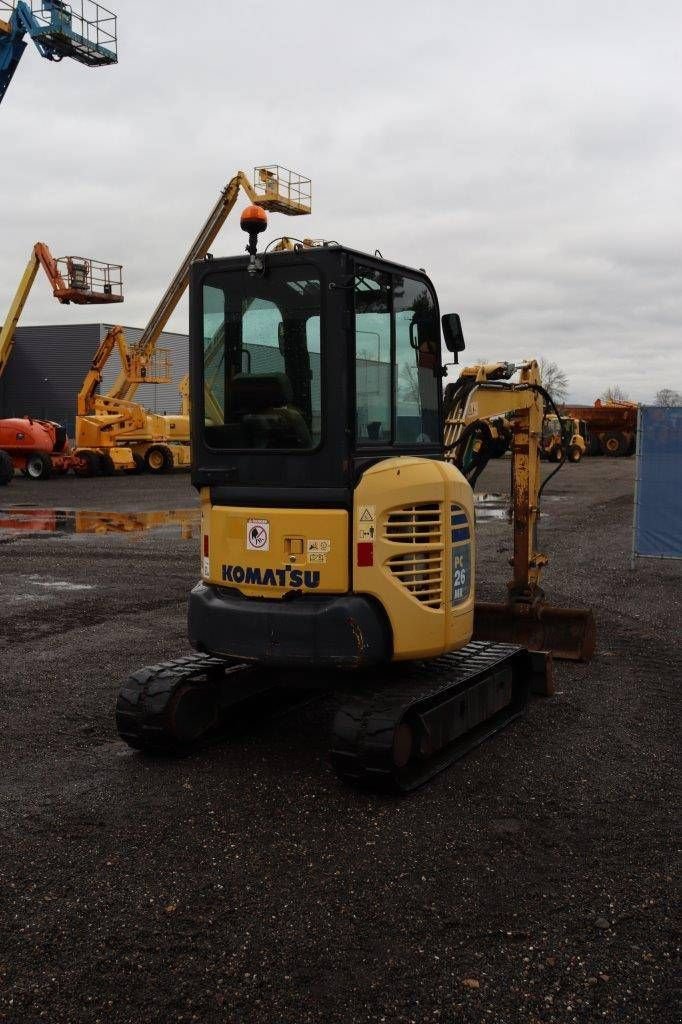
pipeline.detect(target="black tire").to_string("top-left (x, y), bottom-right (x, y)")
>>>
top-left (73, 450), bottom-right (100, 478)
top-left (568, 445), bottom-right (582, 463)
top-left (52, 424), bottom-right (68, 454)
top-left (603, 431), bottom-right (626, 457)
top-left (0, 450), bottom-right (13, 486)
top-left (551, 446), bottom-right (564, 463)
top-left (25, 452), bottom-right (52, 480)
top-left (144, 445), bottom-right (173, 474)
top-left (99, 453), bottom-right (116, 476)
top-left (131, 452), bottom-right (146, 474)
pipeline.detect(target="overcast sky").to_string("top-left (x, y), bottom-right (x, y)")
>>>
top-left (2, 0), bottom-right (680, 403)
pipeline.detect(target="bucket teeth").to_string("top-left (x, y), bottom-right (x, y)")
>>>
top-left (474, 601), bottom-right (596, 663)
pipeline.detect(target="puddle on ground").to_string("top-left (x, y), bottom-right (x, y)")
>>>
top-left (0, 507), bottom-right (199, 538)
top-left (475, 493), bottom-right (511, 521)
top-left (26, 575), bottom-right (94, 591)
top-left (475, 492), bottom-right (562, 521)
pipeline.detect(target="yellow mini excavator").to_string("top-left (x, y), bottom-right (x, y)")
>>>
top-left (116, 211), bottom-right (595, 791)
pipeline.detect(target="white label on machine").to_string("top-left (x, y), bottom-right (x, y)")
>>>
top-left (307, 539), bottom-right (330, 564)
top-left (359, 505), bottom-right (375, 523)
top-left (246, 519), bottom-right (270, 552)
top-left (357, 525), bottom-right (375, 541)
top-left (202, 556), bottom-right (210, 578)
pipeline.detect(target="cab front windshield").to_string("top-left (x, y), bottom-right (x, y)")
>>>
top-left (202, 270), bottom-right (322, 450)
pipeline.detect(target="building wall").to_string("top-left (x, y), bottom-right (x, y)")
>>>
top-left (0, 323), bottom-right (100, 436)
top-left (0, 323), bottom-right (189, 437)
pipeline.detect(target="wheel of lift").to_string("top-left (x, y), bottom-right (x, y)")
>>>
top-left (551, 446), bottom-right (565, 463)
top-left (26, 452), bottom-right (53, 480)
top-left (145, 445), bottom-right (172, 474)
top-left (73, 450), bottom-right (100, 478)
top-left (0, 450), bottom-right (13, 486)
top-left (603, 431), bottom-right (625, 456)
top-left (52, 424), bottom-right (68, 453)
top-left (568, 444), bottom-right (582, 463)
top-left (130, 452), bottom-right (146, 474)
top-left (98, 453), bottom-right (116, 476)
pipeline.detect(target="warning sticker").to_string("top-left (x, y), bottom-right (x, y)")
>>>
top-left (357, 524), bottom-right (375, 541)
top-left (359, 505), bottom-right (375, 524)
top-left (246, 519), bottom-right (270, 552)
top-left (307, 539), bottom-right (331, 563)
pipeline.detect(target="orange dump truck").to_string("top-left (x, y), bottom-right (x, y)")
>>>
top-left (561, 399), bottom-right (638, 456)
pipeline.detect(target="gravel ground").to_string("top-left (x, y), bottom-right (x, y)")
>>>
top-left (0, 459), bottom-right (678, 1023)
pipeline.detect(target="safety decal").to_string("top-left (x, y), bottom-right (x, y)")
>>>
top-left (246, 518), bottom-right (270, 552)
top-left (307, 539), bottom-right (331, 564)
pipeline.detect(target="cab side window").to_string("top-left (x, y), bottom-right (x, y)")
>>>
top-left (354, 268), bottom-right (392, 443)
top-left (394, 277), bottom-right (440, 443)
top-left (354, 268), bottom-right (440, 446)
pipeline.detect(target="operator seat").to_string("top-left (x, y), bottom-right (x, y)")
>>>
top-left (231, 373), bottom-right (312, 449)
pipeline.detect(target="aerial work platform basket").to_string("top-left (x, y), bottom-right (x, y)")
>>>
top-left (53, 254), bottom-right (123, 304)
top-left (253, 165), bottom-right (311, 216)
top-left (0, 0), bottom-right (117, 66)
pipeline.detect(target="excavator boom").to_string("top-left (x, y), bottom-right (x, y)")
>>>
top-left (444, 360), bottom-right (596, 661)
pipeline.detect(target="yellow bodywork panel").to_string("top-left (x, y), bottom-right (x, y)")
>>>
top-left (201, 495), bottom-right (349, 598)
top-left (353, 457), bottom-right (475, 661)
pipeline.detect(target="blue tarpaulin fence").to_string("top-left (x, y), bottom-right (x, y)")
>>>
top-left (632, 406), bottom-right (682, 562)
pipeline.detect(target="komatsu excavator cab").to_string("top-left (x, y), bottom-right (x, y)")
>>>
top-left (187, 232), bottom-right (478, 669)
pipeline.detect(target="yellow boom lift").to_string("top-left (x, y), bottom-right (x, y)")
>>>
top-left (115, 211), bottom-right (596, 792)
top-left (74, 166), bottom-right (311, 475)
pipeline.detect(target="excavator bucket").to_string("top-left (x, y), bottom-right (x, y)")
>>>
top-left (474, 600), bottom-right (596, 663)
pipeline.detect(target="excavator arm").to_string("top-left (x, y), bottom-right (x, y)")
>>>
top-left (444, 360), bottom-right (596, 661)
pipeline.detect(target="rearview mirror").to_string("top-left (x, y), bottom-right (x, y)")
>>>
top-left (442, 313), bottom-right (465, 359)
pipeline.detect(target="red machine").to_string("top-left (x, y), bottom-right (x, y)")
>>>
top-left (0, 241), bottom-right (123, 484)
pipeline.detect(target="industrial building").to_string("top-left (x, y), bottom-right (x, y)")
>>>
top-left (0, 323), bottom-right (188, 436)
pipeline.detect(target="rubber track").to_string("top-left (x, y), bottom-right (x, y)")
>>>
top-left (116, 653), bottom-right (252, 754)
top-left (330, 641), bottom-right (531, 793)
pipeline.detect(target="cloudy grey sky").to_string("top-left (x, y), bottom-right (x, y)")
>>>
top-left (2, 0), bottom-right (680, 402)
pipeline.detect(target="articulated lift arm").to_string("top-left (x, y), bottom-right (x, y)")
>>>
top-left (444, 360), bottom-right (596, 661)
top-left (107, 172), bottom-right (259, 404)
top-left (107, 166), bottom-right (311, 404)
top-left (0, 0), bottom-right (117, 105)
top-left (0, 241), bottom-right (122, 380)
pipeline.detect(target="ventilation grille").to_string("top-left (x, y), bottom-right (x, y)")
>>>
top-left (387, 551), bottom-right (443, 608)
top-left (384, 503), bottom-right (441, 544)
top-left (384, 503), bottom-right (443, 609)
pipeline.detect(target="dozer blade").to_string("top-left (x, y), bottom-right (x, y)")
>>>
top-left (474, 601), bottom-right (596, 663)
